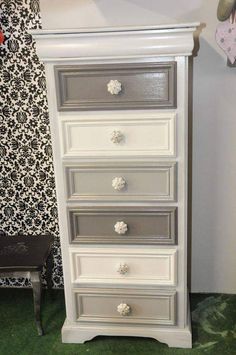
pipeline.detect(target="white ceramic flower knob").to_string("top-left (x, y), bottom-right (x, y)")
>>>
top-left (117, 303), bottom-right (131, 316)
top-left (114, 221), bottom-right (128, 235)
top-left (117, 263), bottom-right (129, 275)
top-left (107, 79), bottom-right (122, 95)
top-left (110, 130), bottom-right (123, 144)
top-left (112, 177), bottom-right (126, 191)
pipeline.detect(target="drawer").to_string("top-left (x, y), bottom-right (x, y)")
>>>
top-left (74, 287), bottom-right (176, 326)
top-left (70, 247), bottom-right (177, 286)
top-left (65, 162), bottom-right (176, 202)
top-left (69, 207), bottom-right (177, 245)
top-left (60, 112), bottom-right (175, 158)
top-left (55, 62), bottom-right (176, 111)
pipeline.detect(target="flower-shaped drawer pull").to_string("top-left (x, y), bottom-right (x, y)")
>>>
top-left (117, 303), bottom-right (131, 316)
top-left (107, 79), bottom-right (122, 95)
top-left (117, 263), bottom-right (129, 275)
top-left (110, 130), bottom-right (124, 144)
top-left (112, 177), bottom-right (126, 191)
top-left (114, 221), bottom-right (128, 235)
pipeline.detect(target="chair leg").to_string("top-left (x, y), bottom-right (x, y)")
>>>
top-left (46, 251), bottom-right (54, 294)
top-left (31, 271), bottom-right (44, 336)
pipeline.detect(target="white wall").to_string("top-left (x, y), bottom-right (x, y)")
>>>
top-left (40, 0), bottom-right (236, 294)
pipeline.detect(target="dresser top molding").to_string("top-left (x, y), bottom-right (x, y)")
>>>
top-left (31, 23), bottom-right (199, 62)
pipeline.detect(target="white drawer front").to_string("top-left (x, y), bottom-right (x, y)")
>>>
top-left (60, 111), bottom-right (176, 158)
top-left (70, 247), bottom-right (177, 286)
top-left (75, 287), bottom-right (176, 326)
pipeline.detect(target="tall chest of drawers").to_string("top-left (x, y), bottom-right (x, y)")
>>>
top-left (32, 23), bottom-right (199, 348)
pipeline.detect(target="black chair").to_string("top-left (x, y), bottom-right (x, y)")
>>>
top-left (0, 234), bottom-right (54, 335)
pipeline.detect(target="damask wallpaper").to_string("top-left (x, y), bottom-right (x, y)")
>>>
top-left (0, 0), bottom-right (63, 288)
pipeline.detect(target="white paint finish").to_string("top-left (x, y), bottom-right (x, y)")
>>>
top-left (117, 303), bottom-right (131, 316)
top-left (30, 25), bottom-right (197, 60)
top-left (117, 263), bottom-right (129, 275)
top-left (107, 79), bottom-right (122, 95)
top-left (60, 111), bottom-right (176, 158)
top-left (43, 64), bottom-right (77, 321)
top-left (74, 287), bottom-right (176, 325)
top-left (114, 221), bottom-right (128, 235)
top-left (32, 24), bottom-right (196, 347)
top-left (175, 56), bottom-right (189, 327)
top-left (70, 247), bottom-right (177, 286)
top-left (112, 177), bottom-right (126, 192)
top-left (38, 1), bottom-right (236, 295)
top-left (61, 316), bottom-right (192, 347)
top-left (110, 130), bottom-right (124, 144)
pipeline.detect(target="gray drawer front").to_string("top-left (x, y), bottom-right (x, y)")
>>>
top-left (75, 288), bottom-right (176, 326)
top-left (55, 62), bottom-right (177, 111)
top-left (65, 162), bottom-right (176, 202)
top-left (69, 207), bottom-right (177, 245)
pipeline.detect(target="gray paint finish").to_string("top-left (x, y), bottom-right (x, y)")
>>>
top-left (69, 207), bottom-right (177, 245)
top-left (55, 62), bottom-right (177, 111)
top-left (75, 287), bottom-right (176, 326)
top-left (66, 162), bottom-right (176, 202)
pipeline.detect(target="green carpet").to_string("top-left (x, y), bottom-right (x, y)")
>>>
top-left (0, 289), bottom-right (235, 355)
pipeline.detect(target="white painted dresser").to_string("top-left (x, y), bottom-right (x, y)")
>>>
top-left (32, 23), bottom-right (199, 348)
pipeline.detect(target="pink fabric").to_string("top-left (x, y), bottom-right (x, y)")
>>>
top-left (216, 18), bottom-right (236, 64)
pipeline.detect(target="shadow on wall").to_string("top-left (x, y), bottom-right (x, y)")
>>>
top-left (193, 23), bottom-right (206, 57)
top-left (39, 0), bottom-right (204, 27)
top-left (188, 35), bottom-right (225, 291)
top-left (102, 0), bottom-right (203, 17)
top-left (192, 36), bottom-right (236, 293)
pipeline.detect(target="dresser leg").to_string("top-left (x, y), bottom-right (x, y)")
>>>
top-left (31, 271), bottom-right (44, 336)
top-left (61, 319), bottom-right (192, 348)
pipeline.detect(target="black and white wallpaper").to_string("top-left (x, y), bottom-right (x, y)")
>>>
top-left (0, 0), bottom-right (63, 288)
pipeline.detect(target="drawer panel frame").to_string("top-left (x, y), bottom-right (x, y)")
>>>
top-left (68, 206), bottom-right (177, 245)
top-left (60, 111), bottom-right (176, 158)
top-left (74, 287), bottom-right (177, 326)
top-left (55, 62), bottom-right (177, 111)
top-left (65, 162), bottom-right (177, 202)
top-left (70, 247), bottom-right (177, 286)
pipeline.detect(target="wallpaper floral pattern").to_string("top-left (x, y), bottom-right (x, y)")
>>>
top-left (0, 0), bottom-right (63, 288)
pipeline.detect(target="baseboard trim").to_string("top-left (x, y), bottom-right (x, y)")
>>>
top-left (62, 315), bottom-right (192, 348)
